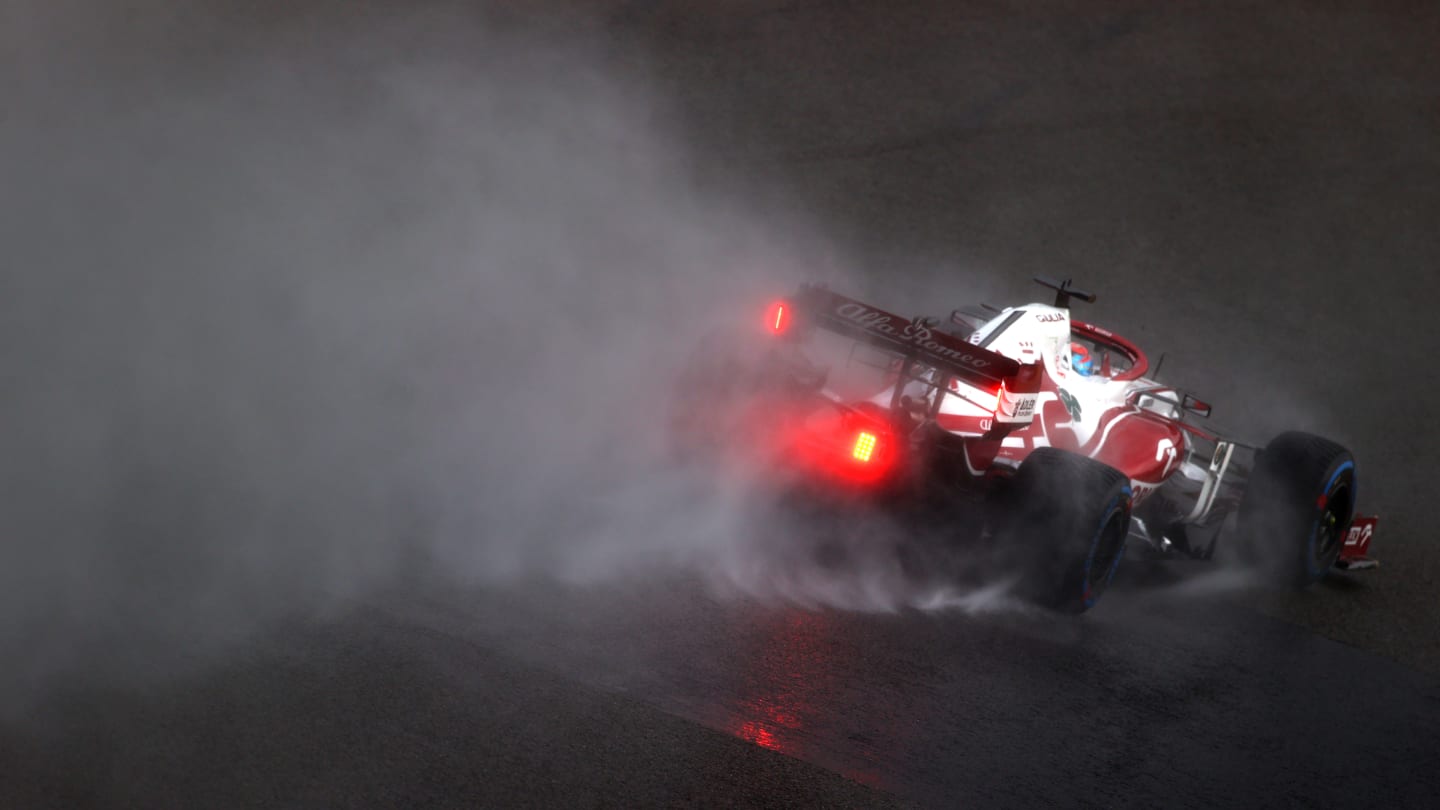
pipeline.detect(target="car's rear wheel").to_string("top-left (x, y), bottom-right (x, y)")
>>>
top-left (1238, 431), bottom-right (1355, 588)
top-left (997, 448), bottom-right (1133, 613)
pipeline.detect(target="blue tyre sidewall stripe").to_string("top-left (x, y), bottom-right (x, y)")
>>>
top-left (1307, 460), bottom-right (1355, 577)
top-left (1082, 486), bottom-right (1131, 609)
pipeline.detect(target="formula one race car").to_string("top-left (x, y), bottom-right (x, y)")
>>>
top-left (670, 277), bottom-right (1377, 612)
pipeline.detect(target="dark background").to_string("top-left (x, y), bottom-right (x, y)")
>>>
top-left (3, 1), bottom-right (1438, 807)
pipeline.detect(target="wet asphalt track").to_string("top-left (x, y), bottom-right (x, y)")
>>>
top-left (5, 1), bottom-right (1440, 807)
top-left (7, 577), bottom-right (1440, 808)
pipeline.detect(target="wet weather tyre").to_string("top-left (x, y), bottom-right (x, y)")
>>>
top-left (1238, 432), bottom-right (1356, 588)
top-left (1000, 448), bottom-right (1133, 614)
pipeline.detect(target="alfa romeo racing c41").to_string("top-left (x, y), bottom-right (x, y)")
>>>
top-left (672, 277), bottom-right (1377, 612)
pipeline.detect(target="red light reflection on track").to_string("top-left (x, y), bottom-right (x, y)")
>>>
top-left (728, 611), bottom-right (824, 757)
top-left (737, 720), bottom-right (781, 751)
top-left (726, 610), bottom-right (891, 787)
top-left (720, 602), bottom-right (910, 784)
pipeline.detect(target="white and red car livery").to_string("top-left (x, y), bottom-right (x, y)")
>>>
top-left (677, 277), bottom-right (1376, 611)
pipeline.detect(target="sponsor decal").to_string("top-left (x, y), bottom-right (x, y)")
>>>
top-left (1035, 312), bottom-right (1066, 323)
top-left (1057, 387), bottom-right (1083, 422)
top-left (901, 317), bottom-right (933, 343)
top-left (1155, 438), bottom-right (1178, 476)
top-left (1345, 522), bottom-right (1374, 548)
top-left (835, 302), bottom-right (992, 369)
top-left (836, 302), bottom-right (900, 334)
top-left (1014, 397), bottom-right (1036, 419)
top-left (1340, 515), bottom-right (1377, 562)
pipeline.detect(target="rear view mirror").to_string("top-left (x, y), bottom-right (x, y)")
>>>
top-left (1182, 394), bottom-right (1212, 418)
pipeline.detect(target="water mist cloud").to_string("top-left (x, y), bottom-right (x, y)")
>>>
top-left (1, 1), bottom-right (873, 705)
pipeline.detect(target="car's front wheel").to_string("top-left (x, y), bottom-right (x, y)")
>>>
top-left (1238, 431), bottom-right (1356, 588)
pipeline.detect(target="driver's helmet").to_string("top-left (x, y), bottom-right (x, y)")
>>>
top-left (1070, 342), bottom-right (1095, 376)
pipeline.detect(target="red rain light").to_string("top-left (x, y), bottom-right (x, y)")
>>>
top-left (767, 300), bottom-right (790, 334)
top-left (852, 431), bottom-right (878, 463)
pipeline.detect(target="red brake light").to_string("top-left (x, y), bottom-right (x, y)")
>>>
top-left (766, 300), bottom-right (790, 334)
top-left (852, 431), bottom-right (878, 463)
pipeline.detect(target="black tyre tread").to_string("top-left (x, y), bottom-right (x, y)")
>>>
top-left (1009, 450), bottom-right (1128, 539)
top-left (1249, 432), bottom-right (1348, 494)
top-left (1240, 431), bottom-right (1355, 588)
top-left (1002, 448), bottom-right (1132, 613)
top-left (1014, 448), bottom-right (1127, 495)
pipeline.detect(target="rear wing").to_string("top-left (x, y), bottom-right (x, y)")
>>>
top-left (782, 284), bottom-right (1041, 425)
